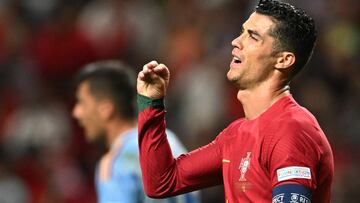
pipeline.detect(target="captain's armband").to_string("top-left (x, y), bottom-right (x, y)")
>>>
top-left (272, 184), bottom-right (311, 203)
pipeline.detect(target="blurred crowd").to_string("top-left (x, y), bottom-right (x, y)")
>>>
top-left (0, 0), bottom-right (359, 202)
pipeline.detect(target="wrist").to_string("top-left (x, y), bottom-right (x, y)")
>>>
top-left (137, 94), bottom-right (165, 112)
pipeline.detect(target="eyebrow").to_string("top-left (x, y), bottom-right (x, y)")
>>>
top-left (248, 29), bottom-right (262, 38)
top-left (242, 25), bottom-right (261, 37)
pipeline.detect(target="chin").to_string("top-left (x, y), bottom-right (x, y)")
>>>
top-left (226, 70), bottom-right (234, 81)
top-left (227, 71), bottom-right (239, 83)
top-left (227, 76), bottom-right (247, 90)
top-left (85, 135), bottom-right (95, 142)
top-left (84, 131), bottom-right (96, 142)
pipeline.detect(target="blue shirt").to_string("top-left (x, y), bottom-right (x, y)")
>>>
top-left (96, 128), bottom-right (199, 203)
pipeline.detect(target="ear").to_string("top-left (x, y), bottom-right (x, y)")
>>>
top-left (274, 51), bottom-right (296, 70)
top-left (98, 100), bottom-right (115, 121)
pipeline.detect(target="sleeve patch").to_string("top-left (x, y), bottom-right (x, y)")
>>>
top-left (277, 166), bottom-right (311, 182)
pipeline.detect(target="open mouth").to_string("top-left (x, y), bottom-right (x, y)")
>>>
top-left (233, 56), bottom-right (242, 64)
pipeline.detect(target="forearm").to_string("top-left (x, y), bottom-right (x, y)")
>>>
top-left (137, 94), bottom-right (177, 197)
top-left (137, 94), bottom-right (223, 198)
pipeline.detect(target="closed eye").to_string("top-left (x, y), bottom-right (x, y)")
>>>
top-left (240, 26), bottom-right (261, 41)
top-left (249, 34), bottom-right (258, 41)
top-left (248, 30), bottom-right (260, 41)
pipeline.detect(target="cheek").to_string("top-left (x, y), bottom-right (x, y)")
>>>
top-left (80, 105), bottom-right (99, 127)
top-left (84, 114), bottom-right (102, 139)
top-left (86, 109), bottom-right (101, 126)
top-left (251, 49), bottom-right (273, 68)
top-left (244, 55), bottom-right (272, 80)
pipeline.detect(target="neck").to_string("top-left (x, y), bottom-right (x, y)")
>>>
top-left (237, 80), bottom-right (290, 120)
top-left (105, 118), bottom-right (136, 149)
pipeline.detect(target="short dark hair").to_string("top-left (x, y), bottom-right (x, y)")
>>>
top-left (255, 0), bottom-right (317, 76)
top-left (75, 60), bottom-right (136, 119)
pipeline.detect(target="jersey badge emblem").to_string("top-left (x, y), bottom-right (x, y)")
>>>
top-left (239, 152), bottom-right (251, 181)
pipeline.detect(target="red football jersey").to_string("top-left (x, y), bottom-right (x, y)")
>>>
top-left (138, 95), bottom-right (334, 203)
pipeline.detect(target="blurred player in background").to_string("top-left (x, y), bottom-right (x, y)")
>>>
top-left (72, 60), bottom-right (199, 203)
top-left (136, 0), bottom-right (334, 202)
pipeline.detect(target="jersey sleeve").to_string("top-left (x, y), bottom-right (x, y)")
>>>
top-left (268, 118), bottom-right (321, 191)
top-left (137, 94), bottom-right (223, 198)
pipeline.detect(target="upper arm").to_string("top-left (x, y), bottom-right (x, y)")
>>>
top-left (174, 138), bottom-right (224, 190)
top-left (169, 121), bottom-right (241, 192)
top-left (268, 119), bottom-right (321, 193)
top-left (272, 184), bottom-right (312, 203)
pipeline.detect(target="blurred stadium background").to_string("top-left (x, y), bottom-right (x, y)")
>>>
top-left (0, 0), bottom-right (359, 202)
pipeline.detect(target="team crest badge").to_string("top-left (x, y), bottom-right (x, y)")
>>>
top-left (239, 152), bottom-right (251, 181)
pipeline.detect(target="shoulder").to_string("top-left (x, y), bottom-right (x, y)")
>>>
top-left (265, 107), bottom-right (325, 163)
top-left (121, 130), bottom-right (140, 155)
top-left (261, 95), bottom-right (320, 134)
top-left (268, 100), bottom-right (321, 141)
top-left (262, 104), bottom-right (325, 160)
top-left (112, 130), bottom-right (140, 173)
top-left (285, 109), bottom-right (320, 137)
top-left (217, 118), bottom-right (246, 138)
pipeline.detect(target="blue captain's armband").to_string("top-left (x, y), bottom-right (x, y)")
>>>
top-left (272, 184), bottom-right (311, 203)
top-left (137, 94), bottom-right (164, 112)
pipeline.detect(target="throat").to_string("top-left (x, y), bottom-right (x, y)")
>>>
top-left (237, 86), bottom-right (290, 120)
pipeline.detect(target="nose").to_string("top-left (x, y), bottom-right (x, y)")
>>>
top-left (72, 104), bottom-right (80, 119)
top-left (231, 35), bottom-right (243, 50)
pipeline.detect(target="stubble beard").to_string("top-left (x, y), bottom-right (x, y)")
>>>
top-left (86, 127), bottom-right (105, 143)
top-left (227, 70), bottom-right (248, 90)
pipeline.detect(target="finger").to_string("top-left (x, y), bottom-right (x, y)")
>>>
top-left (142, 62), bottom-right (157, 75)
top-left (138, 71), bottom-right (146, 80)
top-left (153, 64), bottom-right (170, 79)
top-left (153, 63), bottom-right (167, 73)
top-left (138, 69), bottom-right (159, 82)
top-left (143, 60), bottom-right (158, 70)
top-left (139, 69), bottom-right (153, 78)
top-left (143, 65), bottom-right (150, 74)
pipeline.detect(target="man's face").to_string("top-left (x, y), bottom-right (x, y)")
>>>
top-left (73, 81), bottom-right (105, 142)
top-left (228, 12), bottom-right (278, 89)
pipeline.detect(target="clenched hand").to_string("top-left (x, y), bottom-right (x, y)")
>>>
top-left (137, 61), bottom-right (170, 99)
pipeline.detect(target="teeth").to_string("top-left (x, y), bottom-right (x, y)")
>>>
top-left (233, 56), bottom-right (241, 62)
